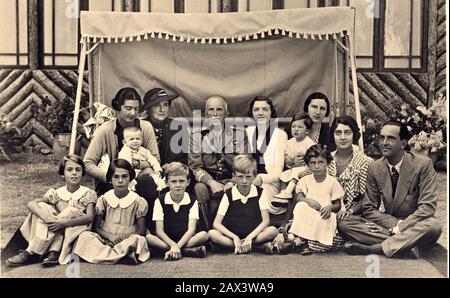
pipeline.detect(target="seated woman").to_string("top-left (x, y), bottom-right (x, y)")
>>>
top-left (83, 87), bottom-right (160, 230)
top-left (276, 115), bottom-right (373, 254)
top-left (245, 96), bottom-right (288, 225)
top-left (285, 92), bottom-right (332, 146)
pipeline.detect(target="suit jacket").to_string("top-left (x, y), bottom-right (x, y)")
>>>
top-left (362, 151), bottom-right (437, 232)
top-left (188, 125), bottom-right (248, 184)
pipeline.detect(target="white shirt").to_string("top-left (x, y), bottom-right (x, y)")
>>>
top-left (386, 155), bottom-right (404, 175)
top-left (152, 192), bottom-right (199, 221)
top-left (217, 185), bottom-right (269, 216)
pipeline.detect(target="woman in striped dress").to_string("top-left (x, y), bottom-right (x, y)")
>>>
top-left (307, 115), bottom-right (373, 253)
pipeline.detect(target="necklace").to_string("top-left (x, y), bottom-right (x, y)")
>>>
top-left (335, 153), bottom-right (353, 167)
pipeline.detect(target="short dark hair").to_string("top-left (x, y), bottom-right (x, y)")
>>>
top-left (59, 154), bottom-right (85, 176)
top-left (382, 120), bottom-right (410, 141)
top-left (106, 159), bottom-right (136, 183)
top-left (329, 115), bottom-right (361, 149)
top-left (247, 96), bottom-right (277, 118)
top-left (111, 87), bottom-right (142, 111)
top-left (304, 144), bottom-right (333, 165)
top-left (303, 92), bottom-right (330, 117)
top-left (291, 113), bottom-right (313, 130)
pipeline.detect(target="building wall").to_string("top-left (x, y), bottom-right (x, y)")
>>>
top-left (0, 0), bottom-right (446, 149)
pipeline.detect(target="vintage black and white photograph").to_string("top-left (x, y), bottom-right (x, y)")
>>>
top-left (0, 0), bottom-right (448, 281)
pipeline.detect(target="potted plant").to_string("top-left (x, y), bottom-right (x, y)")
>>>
top-left (31, 95), bottom-right (75, 155)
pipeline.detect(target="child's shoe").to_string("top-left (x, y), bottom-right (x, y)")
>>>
top-left (182, 246), bottom-right (207, 258)
top-left (254, 242), bottom-right (274, 255)
top-left (271, 198), bottom-right (289, 208)
top-left (41, 251), bottom-right (60, 267)
top-left (274, 191), bottom-right (293, 200)
top-left (293, 237), bottom-right (312, 255)
top-left (275, 241), bottom-right (294, 255)
top-left (127, 252), bottom-right (139, 265)
top-left (153, 176), bottom-right (167, 192)
top-left (129, 180), bottom-right (138, 191)
top-left (5, 251), bottom-right (40, 267)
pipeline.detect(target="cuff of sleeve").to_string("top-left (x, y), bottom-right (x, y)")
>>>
top-left (199, 173), bottom-right (213, 185)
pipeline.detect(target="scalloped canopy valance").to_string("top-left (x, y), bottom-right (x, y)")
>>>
top-left (81, 7), bottom-right (355, 45)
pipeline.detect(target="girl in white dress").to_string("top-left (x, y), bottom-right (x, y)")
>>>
top-left (289, 144), bottom-right (344, 254)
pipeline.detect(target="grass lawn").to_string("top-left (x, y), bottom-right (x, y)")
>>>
top-left (0, 153), bottom-right (448, 278)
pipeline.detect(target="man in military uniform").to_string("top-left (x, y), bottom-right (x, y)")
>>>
top-left (188, 95), bottom-right (248, 231)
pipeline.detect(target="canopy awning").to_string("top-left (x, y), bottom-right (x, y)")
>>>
top-left (80, 7), bottom-right (355, 44)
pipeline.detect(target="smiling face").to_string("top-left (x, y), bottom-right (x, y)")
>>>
top-left (64, 160), bottom-right (83, 187)
top-left (291, 119), bottom-right (310, 141)
top-left (252, 100), bottom-right (272, 125)
top-left (307, 99), bottom-right (328, 123)
top-left (379, 124), bottom-right (406, 163)
top-left (234, 170), bottom-right (256, 195)
top-left (118, 99), bottom-right (141, 124)
top-left (149, 101), bottom-right (170, 122)
top-left (167, 175), bottom-right (189, 200)
top-left (111, 167), bottom-right (131, 195)
top-left (334, 123), bottom-right (354, 151)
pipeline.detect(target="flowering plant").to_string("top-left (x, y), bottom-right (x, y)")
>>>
top-left (30, 95), bottom-right (75, 135)
top-left (360, 106), bottom-right (383, 158)
top-left (0, 112), bottom-right (28, 161)
top-left (394, 95), bottom-right (446, 153)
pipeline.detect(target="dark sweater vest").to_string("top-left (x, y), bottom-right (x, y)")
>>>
top-left (222, 187), bottom-right (263, 239)
top-left (161, 193), bottom-right (195, 242)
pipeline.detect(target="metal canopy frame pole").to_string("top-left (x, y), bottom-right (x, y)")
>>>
top-left (69, 38), bottom-right (88, 154)
top-left (88, 44), bottom-right (95, 119)
top-left (348, 33), bottom-right (364, 151)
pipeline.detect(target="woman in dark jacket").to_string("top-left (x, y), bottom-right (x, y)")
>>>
top-left (285, 92), bottom-right (331, 146)
top-left (141, 88), bottom-right (188, 165)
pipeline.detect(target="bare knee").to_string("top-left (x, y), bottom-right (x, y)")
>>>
top-left (208, 229), bottom-right (222, 239)
top-left (197, 231), bottom-right (210, 241)
top-left (265, 226), bottom-right (278, 238)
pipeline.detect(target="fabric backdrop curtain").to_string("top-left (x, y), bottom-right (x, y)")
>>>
top-left (83, 8), bottom-right (353, 117)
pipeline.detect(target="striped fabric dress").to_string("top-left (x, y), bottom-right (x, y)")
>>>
top-left (328, 147), bottom-right (373, 210)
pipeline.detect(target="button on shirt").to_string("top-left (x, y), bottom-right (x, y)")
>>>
top-left (152, 192), bottom-right (199, 221)
top-left (217, 185), bottom-right (269, 216)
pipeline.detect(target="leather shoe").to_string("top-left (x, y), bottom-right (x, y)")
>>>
top-left (6, 251), bottom-right (39, 267)
top-left (182, 246), bottom-right (206, 258)
top-left (343, 241), bottom-right (373, 255)
top-left (42, 251), bottom-right (60, 267)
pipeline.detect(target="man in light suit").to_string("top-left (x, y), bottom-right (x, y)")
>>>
top-left (338, 121), bottom-right (442, 258)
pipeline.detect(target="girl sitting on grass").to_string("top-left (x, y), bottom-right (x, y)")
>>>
top-left (287, 144), bottom-right (344, 255)
top-left (6, 154), bottom-right (97, 267)
top-left (73, 159), bottom-right (150, 264)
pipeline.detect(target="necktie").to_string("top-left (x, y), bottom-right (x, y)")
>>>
top-left (391, 166), bottom-right (399, 195)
